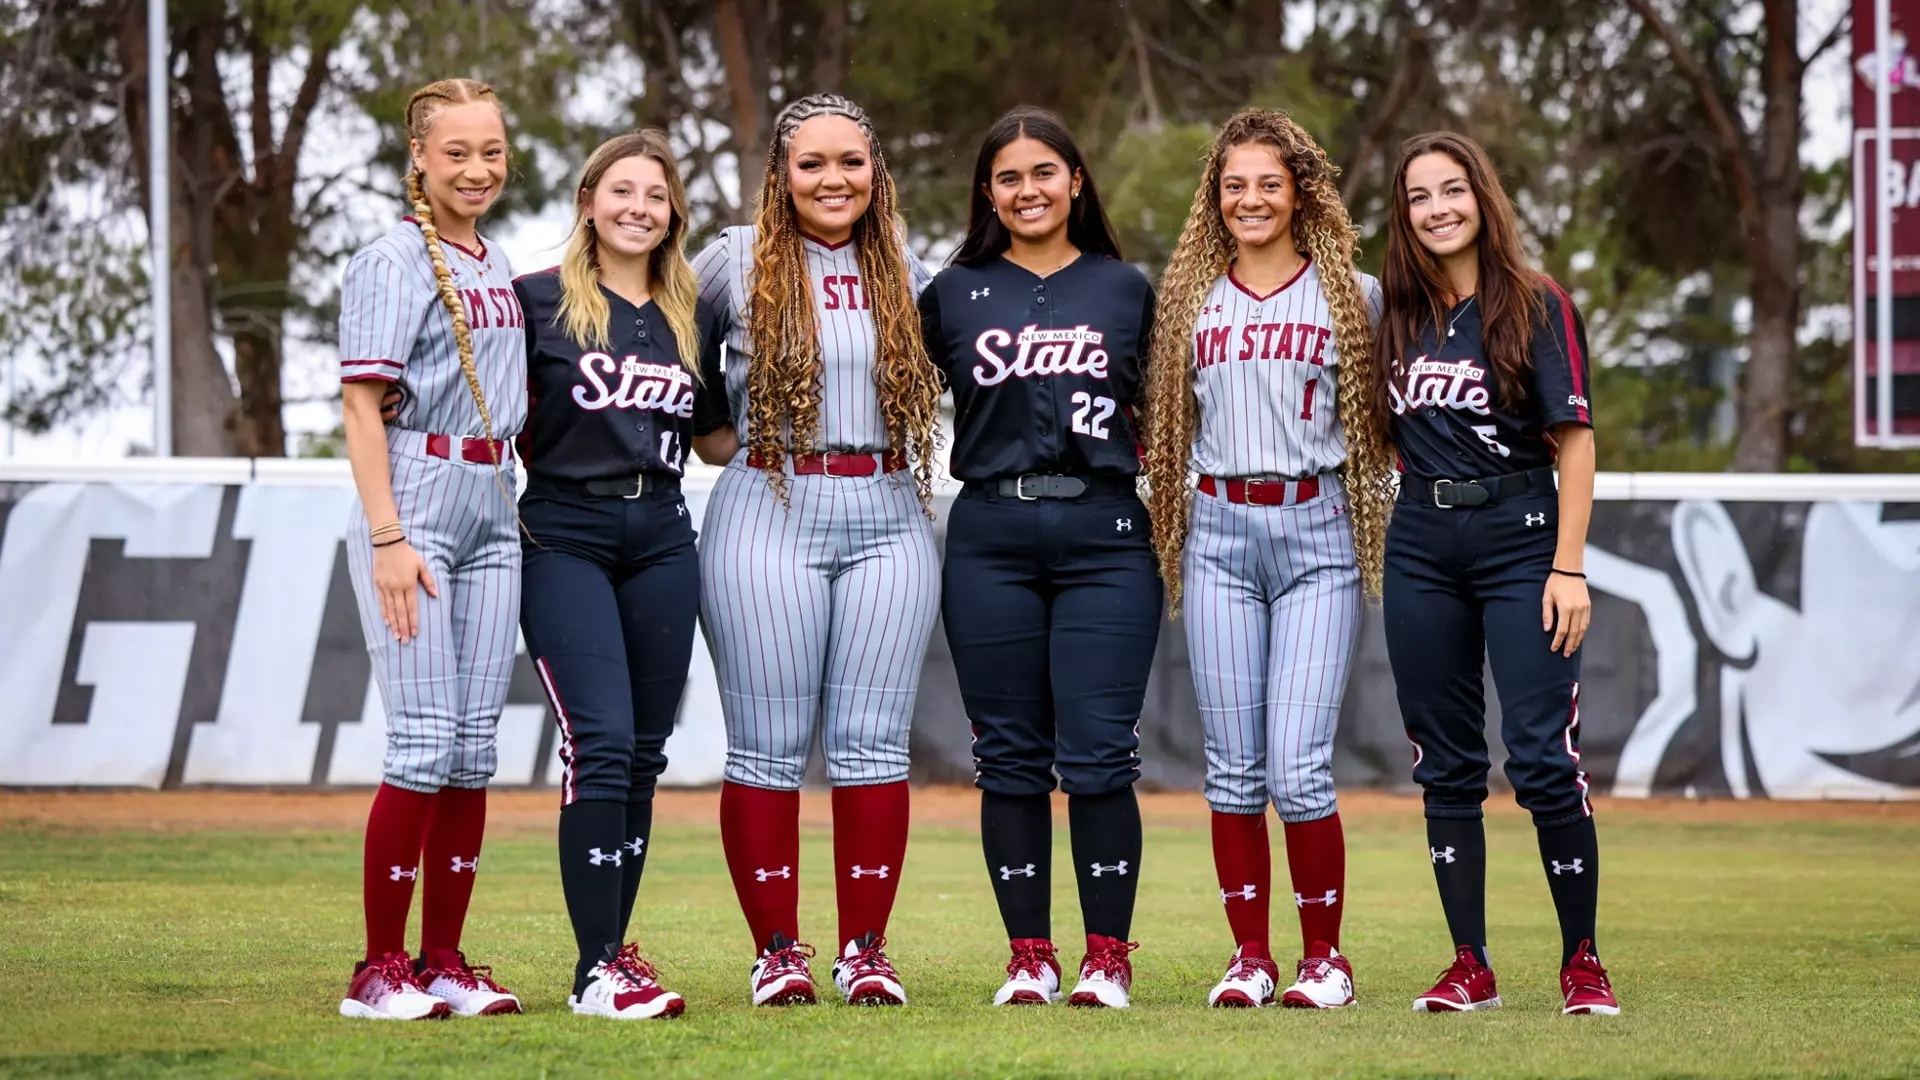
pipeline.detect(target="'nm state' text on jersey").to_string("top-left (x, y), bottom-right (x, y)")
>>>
top-left (1187, 262), bottom-right (1382, 481)
top-left (691, 225), bottom-right (933, 453)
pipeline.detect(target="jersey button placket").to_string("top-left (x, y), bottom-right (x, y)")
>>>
top-left (1032, 283), bottom-right (1055, 445)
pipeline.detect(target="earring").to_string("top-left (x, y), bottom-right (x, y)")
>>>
top-left (586, 219), bottom-right (595, 230)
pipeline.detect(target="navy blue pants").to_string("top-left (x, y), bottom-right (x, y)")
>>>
top-left (942, 484), bottom-right (1163, 797)
top-left (1383, 482), bottom-right (1590, 828)
top-left (520, 478), bottom-right (699, 804)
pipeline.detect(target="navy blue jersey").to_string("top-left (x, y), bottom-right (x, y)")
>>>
top-left (513, 269), bottom-right (728, 481)
top-left (919, 253), bottom-right (1155, 482)
top-left (1387, 280), bottom-right (1591, 479)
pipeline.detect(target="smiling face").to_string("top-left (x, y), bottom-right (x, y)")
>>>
top-left (410, 100), bottom-right (508, 229)
top-left (1218, 142), bottom-right (1297, 253)
top-left (786, 115), bottom-right (873, 244)
top-left (987, 135), bottom-right (1080, 246)
top-left (587, 153), bottom-right (672, 262)
top-left (1404, 151), bottom-right (1481, 261)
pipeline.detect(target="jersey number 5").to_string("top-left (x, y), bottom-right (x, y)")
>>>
top-left (1071, 392), bottom-right (1116, 440)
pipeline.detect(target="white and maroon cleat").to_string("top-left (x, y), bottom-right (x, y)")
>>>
top-left (572, 943), bottom-right (685, 1020)
top-left (1208, 945), bottom-right (1279, 1008)
top-left (831, 932), bottom-right (907, 1006)
top-left (749, 933), bottom-right (817, 1006)
top-left (994, 938), bottom-right (1063, 1006)
top-left (339, 952), bottom-right (450, 1020)
top-left (1279, 944), bottom-right (1355, 1009)
top-left (1068, 935), bottom-right (1138, 1009)
top-left (418, 949), bottom-right (522, 1016)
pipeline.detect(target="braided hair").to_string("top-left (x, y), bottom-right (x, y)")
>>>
top-left (745, 93), bottom-right (942, 512)
top-left (1142, 108), bottom-right (1395, 603)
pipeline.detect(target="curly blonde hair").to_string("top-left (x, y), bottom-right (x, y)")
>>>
top-left (1142, 108), bottom-right (1395, 605)
top-left (745, 94), bottom-right (941, 512)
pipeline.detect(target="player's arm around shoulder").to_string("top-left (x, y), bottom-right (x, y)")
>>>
top-left (691, 225), bottom-right (748, 314)
top-left (916, 267), bottom-right (955, 390)
top-left (691, 296), bottom-right (740, 465)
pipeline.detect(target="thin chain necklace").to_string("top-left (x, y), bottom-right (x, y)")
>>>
top-left (1445, 296), bottom-right (1476, 339)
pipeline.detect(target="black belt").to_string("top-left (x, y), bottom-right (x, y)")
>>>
top-left (975, 473), bottom-right (1136, 500)
top-left (1400, 466), bottom-right (1556, 508)
top-left (529, 472), bottom-right (680, 499)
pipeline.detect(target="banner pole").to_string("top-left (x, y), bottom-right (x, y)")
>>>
top-left (1876, 0), bottom-right (1896, 446)
top-left (149, 0), bottom-right (172, 458)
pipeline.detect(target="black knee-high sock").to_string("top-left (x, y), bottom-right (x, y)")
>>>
top-left (558, 800), bottom-right (626, 994)
top-left (617, 797), bottom-right (654, 942)
top-left (1536, 816), bottom-right (1599, 965)
top-left (1426, 817), bottom-right (1489, 967)
top-left (1068, 787), bottom-right (1142, 942)
top-left (981, 791), bottom-right (1052, 940)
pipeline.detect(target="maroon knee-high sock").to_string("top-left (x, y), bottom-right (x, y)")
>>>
top-left (1211, 810), bottom-right (1272, 959)
top-left (419, 785), bottom-right (488, 962)
top-left (832, 781), bottom-right (909, 950)
top-left (1283, 812), bottom-right (1347, 957)
top-left (720, 781), bottom-right (801, 951)
top-left (363, 783), bottom-right (435, 961)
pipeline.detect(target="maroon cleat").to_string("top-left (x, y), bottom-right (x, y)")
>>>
top-left (1560, 941), bottom-right (1620, 1015)
top-left (1412, 945), bottom-right (1502, 1012)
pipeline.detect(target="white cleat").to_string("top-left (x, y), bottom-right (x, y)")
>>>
top-left (749, 934), bottom-right (817, 1006)
top-left (1279, 945), bottom-right (1356, 1009)
top-left (419, 951), bottom-right (522, 1016)
top-left (831, 932), bottom-right (907, 1006)
top-left (1067, 936), bottom-right (1137, 1009)
top-left (570, 944), bottom-right (685, 1019)
top-left (995, 939), bottom-right (1063, 1006)
top-left (1208, 945), bottom-right (1279, 1008)
top-left (338, 953), bottom-right (450, 1020)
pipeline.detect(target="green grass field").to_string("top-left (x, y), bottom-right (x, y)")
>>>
top-left (2, 790), bottom-right (1917, 1079)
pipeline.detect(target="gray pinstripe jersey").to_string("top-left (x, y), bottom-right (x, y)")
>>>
top-left (1189, 262), bottom-right (1382, 479)
top-left (690, 225), bottom-right (933, 451)
top-left (339, 219), bottom-right (527, 440)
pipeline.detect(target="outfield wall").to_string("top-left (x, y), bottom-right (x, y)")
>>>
top-left (1, 461), bottom-right (1915, 800)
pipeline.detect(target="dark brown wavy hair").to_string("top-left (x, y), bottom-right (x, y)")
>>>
top-left (1142, 108), bottom-right (1394, 602)
top-left (1373, 131), bottom-right (1545, 422)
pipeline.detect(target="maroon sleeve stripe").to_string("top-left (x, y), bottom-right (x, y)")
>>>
top-left (342, 358), bottom-right (405, 369)
top-left (1544, 278), bottom-right (1589, 423)
top-left (341, 372), bottom-right (398, 384)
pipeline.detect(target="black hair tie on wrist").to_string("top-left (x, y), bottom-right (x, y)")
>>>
top-left (372, 535), bottom-right (407, 549)
top-left (1550, 568), bottom-right (1586, 580)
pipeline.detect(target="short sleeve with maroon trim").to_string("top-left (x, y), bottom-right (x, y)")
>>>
top-left (337, 247), bottom-right (431, 385)
top-left (1530, 281), bottom-right (1592, 429)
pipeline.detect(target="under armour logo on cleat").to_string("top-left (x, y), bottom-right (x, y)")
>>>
top-left (1089, 861), bottom-right (1128, 877)
top-left (999, 863), bottom-right (1036, 880)
top-left (754, 865), bottom-right (792, 882)
top-left (588, 847), bottom-right (623, 867)
top-left (1430, 846), bottom-right (1456, 864)
top-left (1551, 859), bottom-right (1584, 876)
top-left (1116, 518), bottom-right (1133, 532)
top-left (622, 837), bottom-right (645, 856)
top-left (1526, 512), bottom-right (1547, 526)
top-left (1221, 884), bottom-right (1258, 902)
top-left (449, 857), bottom-right (478, 873)
top-left (849, 864), bottom-right (890, 879)
top-left (971, 288), bottom-right (991, 299)
top-left (389, 865), bottom-right (417, 881)
top-left (1295, 889), bottom-right (1339, 908)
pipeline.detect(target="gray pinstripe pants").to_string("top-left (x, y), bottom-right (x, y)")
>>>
top-left (698, 456), bottom-right (940, 790)
top-left (347, 429), bottom-right (522, 792)
top-left (1182, 473), bottom-right (1359, 821)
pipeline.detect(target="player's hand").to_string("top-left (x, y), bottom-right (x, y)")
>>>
top-left (372, 540), bottom-right (439, 644)
top-left (1542, 573), bottom-right (1590, 657)
top-left (379, 386), bottom-right (404, 424)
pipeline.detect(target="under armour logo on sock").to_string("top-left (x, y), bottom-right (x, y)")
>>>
top-left (971, 288), bottom-right (990, 300)
top-left (1430, 846), bottom-right (1456, 864)
top-left (1115, 518), bottom-right (1133, 532)
top-left (1551, 859), bottom-right (1584, 875)
top-left (849, 865), bottom-right (890, 879)
top-left (622, 838), bottom-right (645, 856)
top-left (1089, 861), bottom-right (1128, 877)
top-left (1221, 884), bottom-right (1257, 902)
top-left (1526, 513), bottom-right (1546, 526)
top-left (389, 865), bottom-right (417, 881)
top-left (588, 847), bottom-right (623, 867)
top-left (754, 865), bottom-right (792, 882)
top-left (449, 857), bottom-right (478, 873)
top-left (999, 863), bottom-right (1036, 880)
top-left (1295, 889), bottom-right (1339, 908)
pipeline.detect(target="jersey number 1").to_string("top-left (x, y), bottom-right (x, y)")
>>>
top-left (659, 431), bottom-right (681, 467)
top-left (1300, 376), bottom-right (1319, 421)
top-left (1071, 392), bottom-right (1115, 440)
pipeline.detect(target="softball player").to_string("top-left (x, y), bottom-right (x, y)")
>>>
top-left (920, 106), bottom-right (1158, 1010)
top-left (335, 78), bottom-right (524, 1020)
top-left (1141, 108), bottom-right (1395, 1010)
top-left (515, 130), bottom-right (727, 1021)
top-left (691, 93), bottom-right (944, 1008)
top-left (1372, 132), bottom-right (1616, 1016)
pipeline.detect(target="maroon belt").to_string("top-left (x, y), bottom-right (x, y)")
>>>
top-left (1198, 474), bottom-right (1320, 507)
top-left (746, 450), bottom-right (907, 476)
top-left (425, 434), bottom-right (509, 465)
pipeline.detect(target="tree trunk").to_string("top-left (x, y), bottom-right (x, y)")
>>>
top-left (713, 0), bottom-right (768, 222)
top-left (812, 0), bottom-right (849, 94)
top-left (1731, 0), bottom-right (1801, 473)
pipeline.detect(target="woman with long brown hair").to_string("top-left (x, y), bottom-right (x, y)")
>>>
top-left (1141, 107), bottom-right (1394, 1010)
top-left (1372, 132), bottom-right (1615, 1016)
top-left (690, 93), bottom-right (944, 1008)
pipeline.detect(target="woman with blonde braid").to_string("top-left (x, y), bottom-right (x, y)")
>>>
top-left (1141, 108), bottom-right (1394, 1011)
top-left (336, 78), bottom-right (526, 1020)
top-left (691, 93), bottom-right (944, 1008)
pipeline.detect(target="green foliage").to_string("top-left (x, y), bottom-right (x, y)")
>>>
top-left (0, 222), bottom-right (150, 433)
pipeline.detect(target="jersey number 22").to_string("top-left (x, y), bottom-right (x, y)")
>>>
top-left (1071, 392), bottom-right (1115, 440)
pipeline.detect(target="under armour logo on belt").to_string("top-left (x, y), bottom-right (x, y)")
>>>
top-left (622, 838), bottom-right (645, 856)
top-left (389, 865), bottom-right (417, 881)
top-left (1526, 512), bottom-right (1546, 526)
top-left (754, 865), bottom-right (792, 881)
top-left (971, 287), bottom-right (991, 299)
top-left (1089, 861), bottom-right (1128, 877)
top-left (588, 847), bottom-right (623, 867)
top-left (849, 865), bottom-right (890, 879)
top-left (1116, 518), bottom-right (1133, 532)
top-left (449, 857), bottom-right (478, 873)
top-left (999, 863), bottom-right (1036, 880)
top-left (1430, 846), bottom-right (1456, 864)
top-left (1552, 859), bottom-right (1584, 876)
top-left (1295, 889), bottom-right (1339, 908)
top-left (1221, 884), bottom-right (1257, 902)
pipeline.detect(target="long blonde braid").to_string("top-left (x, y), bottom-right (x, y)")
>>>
top-left (1142, 108), bottom-right (1394, 608)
